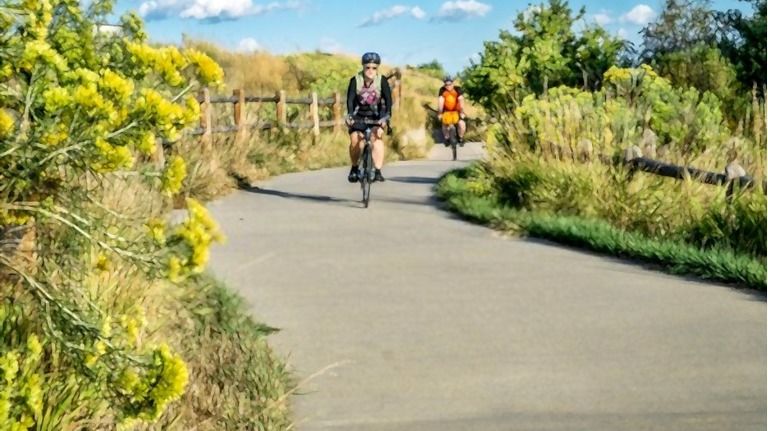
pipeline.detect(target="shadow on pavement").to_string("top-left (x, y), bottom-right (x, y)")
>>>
top-left (517, 236), bottom-right (768, 302)
top-left (242, 186), bottom-right (361, 208)
top-left (387, 176), bottom-right (439, 185)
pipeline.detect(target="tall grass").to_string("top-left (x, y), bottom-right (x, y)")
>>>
top-left (437, 167), bottom-right (766, 289)
top-left (442, 66), bottom-right (766, 287)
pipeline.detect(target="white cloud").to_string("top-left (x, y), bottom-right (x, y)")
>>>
top-left (435, 0), bottom-right (491, 21)
top-left (95, 24), bottom-right (122, 34)
top-left (593, 11), bottom-right (613, 25)
top-left (621, 4), bottom-right (655, 25)
top-left (318, 37), bottom-right (344, 54)
top-left (138, 0), bottom-right (301, 21)
top-left (618, 28), bottom-right (629, 39)
top-left (522, 4), bottom-right (541, 21)
top-left (359, 5), bottom-right (427, 27)
top-left (237, 37), bottom-right (263, 52)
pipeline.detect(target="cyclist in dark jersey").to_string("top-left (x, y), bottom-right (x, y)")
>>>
top-left (345, 52), bottom-right (392, 183)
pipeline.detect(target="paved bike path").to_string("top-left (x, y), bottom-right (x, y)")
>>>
top-left (208, 142), bottom-right (766, 430)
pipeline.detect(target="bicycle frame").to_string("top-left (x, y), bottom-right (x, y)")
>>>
top-left (353, 118), bottom-right (380, 208)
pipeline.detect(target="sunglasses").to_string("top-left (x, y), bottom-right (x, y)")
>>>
top-left (365, 66), bottom-right (378, 71)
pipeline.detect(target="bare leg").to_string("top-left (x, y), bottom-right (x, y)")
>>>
top-left (458, 120), bottom-right (467, 140)
top-left (349, 132), bottom-right (363, 166)
top-left (372, 127), bottom-right (385, 169)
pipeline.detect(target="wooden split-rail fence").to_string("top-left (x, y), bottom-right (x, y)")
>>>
top-left (191, 69), bottom-right (403, 141)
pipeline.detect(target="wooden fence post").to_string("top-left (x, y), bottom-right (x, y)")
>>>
top-left (199, 87), bottom-right (212, 150)
top-left (233, 88), bottom-right (248, 144)
top-left (276, 90), bottom-right (286, 127)
top-left (333, 91), bottom-right (342, 134)
top-left (310, 92), bottom-right (320, 136)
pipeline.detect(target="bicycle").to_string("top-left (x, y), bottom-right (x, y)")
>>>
top-left (350, 116), bottom-right (388, 208)
top-left (439, 113), bottom-right (464, 161)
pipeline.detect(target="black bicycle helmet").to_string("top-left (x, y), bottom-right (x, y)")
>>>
top-left (443, 74), bottom-right (454, 83)
top-left (361, 52), bottom-right (381, 65)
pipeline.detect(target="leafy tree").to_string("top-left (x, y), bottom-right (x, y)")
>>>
top-left (716, 0), bottom-right (767, 90)
top-left (639, 0), bottom-right (718, 61)
top-left (413, 59), bottom-right (447, 79)
top-left (462, 0), bottom-right (624, 109)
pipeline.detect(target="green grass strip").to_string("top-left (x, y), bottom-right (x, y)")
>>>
top-left (436, 168), bottom-right (767, 290)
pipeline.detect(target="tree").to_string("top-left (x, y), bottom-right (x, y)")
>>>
top-left (462, 0), bottom-right (624, 109)
top-left (575, 27), bottom-right (629, 90)
top-left (640, 0), bottom-right (718, 61)
top-left (639, 0), bottom-right (746, 116)
top-left (716, 0), bottom-right (767, 91)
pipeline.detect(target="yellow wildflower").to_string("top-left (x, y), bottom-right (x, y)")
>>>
top-left (183, 95), bottom-right (200, 125)
top-left (84, 353), bottom-right (98, 367)
top-left (73, 84), bottom-right (110, 118)
top-left (24, 373), bottom-right (42, 414)
top-left (94, 138), bottom-right (134, 172)
top-left (100, 69), bottom-right (134, 100)
top-left (156, 46), bottom-right (187, 86)
top-left (120, 315), bottom-right (140, 346)
top-left (25, 335), bottom-right (42, 360)
top-left (162, 155), bottom-right (186, 195)
top-left (136, 88), bottom-right (186, 139)
top-left (167, 256), bottom-right (183, 283)
top-left (0, 109), bottom-right (13, 138)
top-left (185, 49), bottom-right (224, 85)
top-left (146, 218), bottom-right (166, 245)
top-left (95, 340), bottom-right (107, 355)
top-left (0, 352), bottom-right (19, 384)
top-left (0, 64), bottom-right (11, 80)
top-left (42, 87), bottom-right (71, 113)
top-left (68, 67), bottom-right (100, 85)
top-left (136, 131), bottom-right (156, 155)
top-left (40, 124), bottom-right (68, 147)
top-left (20, 40), bottom-right (68, 72)
top-left (146, 344), bottom-right (188, 419)
top-left (640, 63), bottom-right (658, 78)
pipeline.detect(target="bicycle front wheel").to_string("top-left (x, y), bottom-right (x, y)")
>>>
top-left (360, 144), bottom-right (373, 208)
top-left (451, 127), bottom-right (458, 161)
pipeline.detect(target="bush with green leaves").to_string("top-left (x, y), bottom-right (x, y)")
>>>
top-left (497, 64), bottom-right (764, 174)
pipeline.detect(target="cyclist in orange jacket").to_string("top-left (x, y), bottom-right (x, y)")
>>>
top-left (437, 75), bottom-right (466, 146)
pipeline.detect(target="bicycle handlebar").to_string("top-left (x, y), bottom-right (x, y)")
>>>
top-left (350, 116), bottom-right (388, 125)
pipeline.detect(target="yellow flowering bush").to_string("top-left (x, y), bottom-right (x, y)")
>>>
top-left (162, 155), bottom-right (187, 194)
top-left (163, 198), bottom-right (225, 281)
top-left (0, 0), bottom-right (227, 428)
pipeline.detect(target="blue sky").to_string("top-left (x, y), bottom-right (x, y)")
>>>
top-left (114, 0), bottom-right (751, 74)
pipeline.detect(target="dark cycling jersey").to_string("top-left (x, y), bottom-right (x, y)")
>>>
top-left (346, 75), bottom-right (392, 120)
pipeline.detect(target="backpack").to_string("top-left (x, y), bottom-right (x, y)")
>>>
top-left (355, 72), bottom-right (384, 115)
top-left (355, 72), bottom-right (382, 95)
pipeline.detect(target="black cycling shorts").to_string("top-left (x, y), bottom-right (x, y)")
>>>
top-left (348, 117), bottom-right (385, 134)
